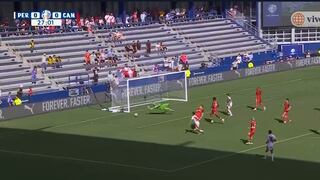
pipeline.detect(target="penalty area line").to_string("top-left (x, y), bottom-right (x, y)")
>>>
top-left (169, 132), bottom-right (314, 173)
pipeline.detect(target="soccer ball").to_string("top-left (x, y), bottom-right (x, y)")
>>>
top-left (134, 113), bottom-right (138, 117)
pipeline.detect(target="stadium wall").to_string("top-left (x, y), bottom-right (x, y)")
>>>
top-left (1, 56), bottom-right (320, 121)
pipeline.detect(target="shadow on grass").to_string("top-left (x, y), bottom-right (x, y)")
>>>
top-left (247, 105), bottom-right (256, 110)
top-left (309, 129), bottom-right (320, 135)
top-left (0, 127), bottom-right (319, 180)
top-left (219, 111), bottom-right (229, 116)
top-left (185, 129), bottom-right (201, 135)
top-left (314, 108), bottom-right (320, 111)
top-left (204, 118), bottom-right (224, 124)
top-left (240, 139), bottom-right (248, 144)
top-left (274, 118), bottom-right (284, 123)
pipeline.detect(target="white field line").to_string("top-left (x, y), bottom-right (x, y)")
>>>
top-left (169, 132), bottom-right (314, 173)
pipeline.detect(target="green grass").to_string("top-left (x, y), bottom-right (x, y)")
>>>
top-left (1, 66), bottom-right (320, 180)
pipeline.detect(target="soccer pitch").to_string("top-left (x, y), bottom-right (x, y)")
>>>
top-left (0, 66), bottom-right (319, 179)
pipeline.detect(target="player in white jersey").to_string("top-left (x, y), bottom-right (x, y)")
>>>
top-left (264, 130), bottom-right (277, 161)
top-left (226, 93), bottom-right (233, 116)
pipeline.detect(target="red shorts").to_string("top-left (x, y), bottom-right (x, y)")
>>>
top-left (211, 109), bottom-right (218, 114)
top-left (248, 130), bottom-right (255, 138)
top-left (256, 97), bottom-right (262, 106)
top-left (283, 111), bottom-right (289, 118)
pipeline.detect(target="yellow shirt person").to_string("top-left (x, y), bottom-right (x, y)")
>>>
top-left (29, 39), bottom-right (35, 53)
top-left (14, 97), bottom-right (22, 106)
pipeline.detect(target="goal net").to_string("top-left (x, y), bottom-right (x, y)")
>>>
top-left (109, 71), bottom-right (188, 112)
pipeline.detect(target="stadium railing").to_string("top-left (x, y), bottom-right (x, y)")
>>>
top-left (225, 10), bottom-right (277, 50)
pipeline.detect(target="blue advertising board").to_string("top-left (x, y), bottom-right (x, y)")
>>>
top-left (281, 44), bottom-right (304, 57)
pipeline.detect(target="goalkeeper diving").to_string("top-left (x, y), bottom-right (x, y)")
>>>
top-left (147, 102), bottom-right (175, 114)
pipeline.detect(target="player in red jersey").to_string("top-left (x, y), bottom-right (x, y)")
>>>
top-left (246, 117), bottom-right (257, 145)
top-left (210, 97), bottom-right (224, 123)
top-left (281, 98), bottom-right (292, 123)
top-left (187, 105), bottom-right (205, 134)
top-left (253, 87), bottom-right (266, 111)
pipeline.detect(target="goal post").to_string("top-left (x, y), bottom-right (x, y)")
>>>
top-left (109, 71), bottom-right (188, 112)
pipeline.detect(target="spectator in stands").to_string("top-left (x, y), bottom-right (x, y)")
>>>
top-left (98, 17), bottom-right (104, 27)
top-left (136, 40), bottom-right (141, 51)
top-left (248, 61), bottom-right (254, 69)
top-left (105, 71), bottom-right (113, 81)
top-left (13, 96), bottom-right (22, 106)
top-left (93, 69), bottom-right (99, 85)
top-left (132, 41), bottom-right (137, 53)
top-left (104, 13), bottom-right (110, 26)
top-left (27, 87), bottom-right (32, 102)
top-left (113, 30), bottom-right (124, 44)
top-left (305, 50), bottom-right (311, 58)
top-left (56, 56), bottom-right (62, 68)
top-left (94, 50), bottom-right (100, 64)
top-left (125, 44), bottom-right (134, 59)
top-left (84, 50), bottom-right (91, 65)
top-left (132, 11), bottom-right (139, 23)
top-left (7, 92), bottom-right (13, 106)
top-left (248, 52), bottom-right (253, 62)
top-left (140, 11), bottom-right (147, 23)
top-left (236, 53), bottom-right (242, 64)
top-left (153, 64), bottom-right (159, 73)
top-left (47, 56), bottom-right (53, 66)
top-left (146, 40), bottom-right (151, 56)
top-left (52, 55), bottom-right (57, 68)
top-left (156, 42), bottom-right (161, 54)
top-left (172, 56), bottom-right (179, 71)
top-left (180, 53), bottom-right (188, 65)
top-left (31, 66), bottom-right (37, 84)
top-left (159, 42), bottom-right (167, 54)
top-left (125, 14), bottom-right (131, 25)
top-left (106, 48), bottom-right (113, 60)
top-left (41, 53), bottom-right (47, 72)
top-left (231, 59), bottom-right (241, 77)
top-left (111, 13), bottom-right (116, 26)
top-left (185, 68), bottom-right (191, 78)
top-left (227, 8), bottom-right (237, 18)
top-left (17, 86), bottom-right (23, 99)
top-left (200, 61), bottom-right (208, 69)
top-left (99, 50), bottom-right (106, 65)
top-left (29, 39), bottom-right (35, 53)
top-left (163, 56), bottom-right (171, 71)
top-left (170, 57), bottom-right (175, 70)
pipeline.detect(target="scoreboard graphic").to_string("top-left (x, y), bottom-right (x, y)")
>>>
top-left (14, 10), bottom-right (77, 27)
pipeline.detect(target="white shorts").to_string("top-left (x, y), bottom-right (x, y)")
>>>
top-left (266, 144), bottom-right (274, 152)
top-left (191, 116), bottom-right (200, 129)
